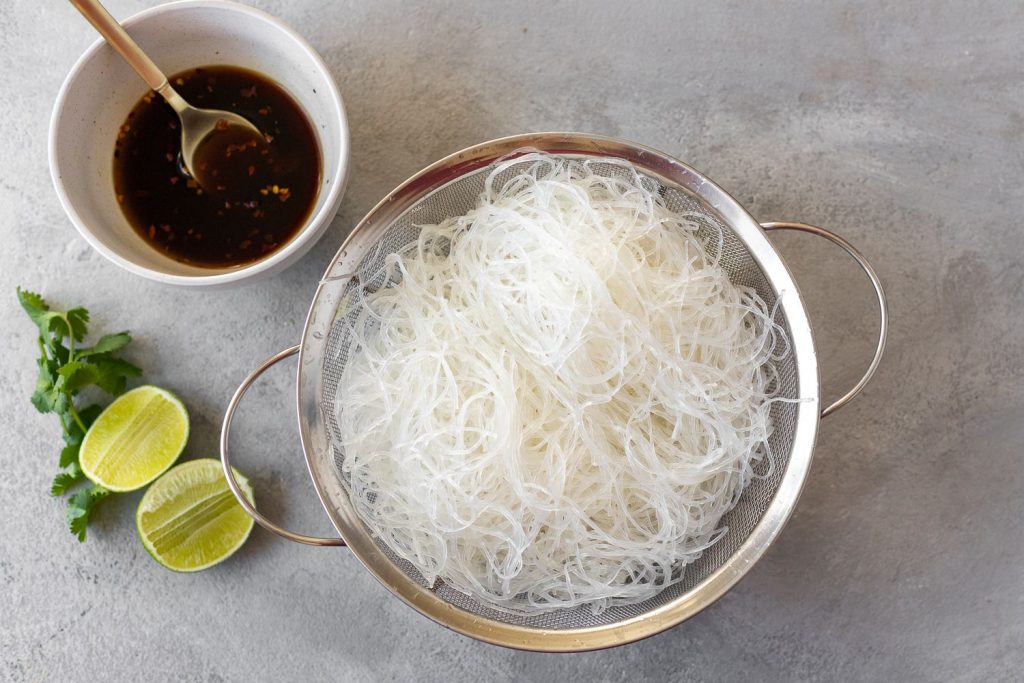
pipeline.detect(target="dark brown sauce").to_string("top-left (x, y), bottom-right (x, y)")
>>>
top-left (113, 65), bottom-right (321, 268)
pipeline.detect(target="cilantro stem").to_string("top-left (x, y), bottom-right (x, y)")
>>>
top-left (60, 314), bottom-right (76, 359)
top-left (68, 403), bottom-right (88, 435)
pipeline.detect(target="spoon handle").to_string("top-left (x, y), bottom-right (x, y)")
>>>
top-left (69, 0), bottom-right (168, 91)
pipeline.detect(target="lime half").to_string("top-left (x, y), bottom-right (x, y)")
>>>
top-left (137, 459), bottom-right (255, 572)
top-left (80, 385), bottom-right (189, 491)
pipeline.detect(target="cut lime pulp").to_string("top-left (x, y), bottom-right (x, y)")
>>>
top-left (79, 385), bottom-right (189, 492)
top-left (136, 459), bottom-right (255, 572)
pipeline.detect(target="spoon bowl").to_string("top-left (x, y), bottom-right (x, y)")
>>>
top-left (70, 0), bottom-right (262, 183)
top-left (161, 84), bottom-right (263, 187)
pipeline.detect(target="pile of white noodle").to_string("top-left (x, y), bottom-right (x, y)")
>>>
top-left (334, 153), bottom-right (785, 615)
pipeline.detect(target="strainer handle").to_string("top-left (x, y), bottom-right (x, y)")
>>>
top-left (220, 345), bottom-right (346, 547)
top-left (761, 222), bottom-right (888, 419)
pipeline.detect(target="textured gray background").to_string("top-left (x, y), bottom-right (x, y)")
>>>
top-left (2, 0), bottom-right (1022, 681)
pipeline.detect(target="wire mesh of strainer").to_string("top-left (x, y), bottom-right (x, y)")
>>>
top-left (221, 133), bottom-right (887, 651)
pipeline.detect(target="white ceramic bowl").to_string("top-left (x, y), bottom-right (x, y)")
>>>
top-left (49, 0), bottom-right (349, 288)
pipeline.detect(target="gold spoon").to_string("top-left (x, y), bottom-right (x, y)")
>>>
top-left (69, 0), bottom-right (262, 185)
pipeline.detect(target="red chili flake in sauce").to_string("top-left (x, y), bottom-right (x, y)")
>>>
top-left (113, 65), bottom-right (320, 268)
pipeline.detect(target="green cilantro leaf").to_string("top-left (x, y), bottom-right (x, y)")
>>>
top-left (51, 472), bottom-right (78, 496)
top-left (17, 287), bottom-right (142, 541)
top-left (60, 404), bottom-right (102, 446)
top-left (58, 404), bottom-right (102, 468)
top-left (77, 332), bottom-right (132, 358)
top-left (67, 485), bottom-right (109, 542)
top-left (91, 356), bottom-right (143, 396)
top-left (65, 307), bottom-right (90, 342)
top-left (51, 463), bottom-right (84, 496)
top-left (58, 361), bottom-right (102, 394)
top-left (31, 357), bottom-right (61, 413)
top-left (16, 287), bottom-right (48, 316)
top-left (17, 288), bottom-right (61, 338)
top-left (59, 441), bottom-right (81, 469)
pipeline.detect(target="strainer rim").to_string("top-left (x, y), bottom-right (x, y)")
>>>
top-left (295, 132), bottom-right (820, 651)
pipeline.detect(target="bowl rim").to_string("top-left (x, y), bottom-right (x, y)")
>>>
top-left (295, 132), bottom-right (822, 651)
top-left (48, 0), bottom-right (350, 287)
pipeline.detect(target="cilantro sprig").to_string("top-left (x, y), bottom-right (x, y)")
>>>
top-left (17, 288), bottom-right (141, 541)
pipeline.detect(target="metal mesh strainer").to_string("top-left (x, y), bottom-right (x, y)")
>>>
top-left (221, 133), bottom-right (887, 651)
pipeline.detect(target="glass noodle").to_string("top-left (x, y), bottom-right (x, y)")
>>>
top-left (333, 154), bottom-right (788, 615)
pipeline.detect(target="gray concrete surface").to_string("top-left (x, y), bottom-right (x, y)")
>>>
top-left (3, 1), bottom-right (1022, 680)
